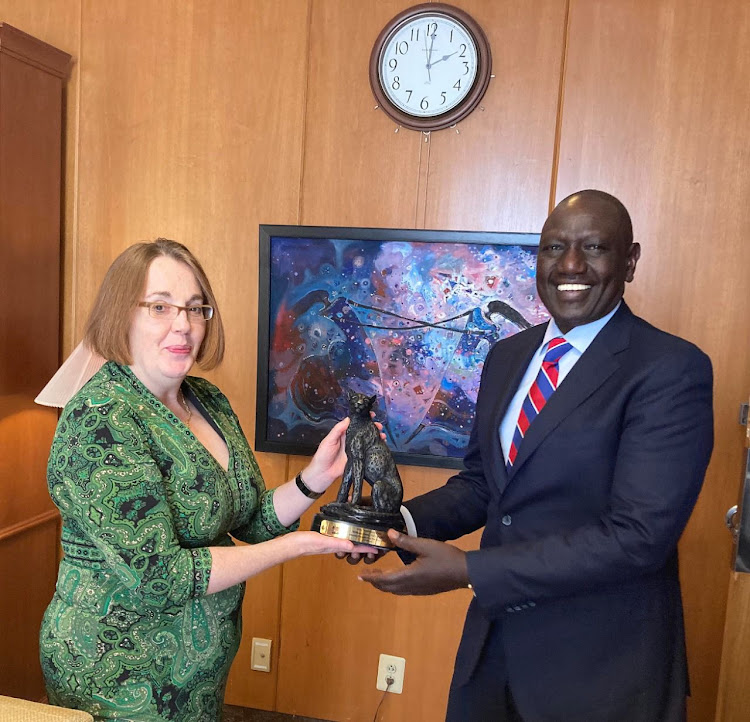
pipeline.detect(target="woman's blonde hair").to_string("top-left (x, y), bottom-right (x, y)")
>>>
top-left (84, 239), bottom-right (225, 369)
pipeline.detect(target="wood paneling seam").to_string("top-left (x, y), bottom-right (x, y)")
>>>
top-left (68, 0), bottom-right (83, 351)
top-left (277, 0), bottom-right (316, 708)
top-left (548, 0), bottom-right (571, 212)
top-left (296, 0), bottom-right (314, 225)
top-left (415, 132), bottom-right (431, 229)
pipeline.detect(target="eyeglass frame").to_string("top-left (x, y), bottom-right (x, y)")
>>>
top-left (137, 301), bottom-right (214, 322)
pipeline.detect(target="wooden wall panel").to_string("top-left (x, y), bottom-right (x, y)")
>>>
top-left (716, 572), bottom-right (750, 721)
top-left (556, 2), bottom-right (750, 720)
top-left (299, 0), bottom-right (423, 229)
top-left (0, 0), bottom-right (79, 49)
top-left (425, 0), bottom-right (566, 233)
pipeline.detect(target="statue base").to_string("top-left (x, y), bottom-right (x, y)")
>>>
top-left (312, 502), bottom-right (406, 549)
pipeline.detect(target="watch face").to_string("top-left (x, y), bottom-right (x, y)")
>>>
top-left (378, 12), bottom-right (479, 119)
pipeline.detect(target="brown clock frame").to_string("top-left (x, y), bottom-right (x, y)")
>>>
top-left (369, 3), bottom-right (492, 132)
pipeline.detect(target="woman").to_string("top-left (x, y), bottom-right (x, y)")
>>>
top-left (40, 239), bottom-right (364, 721)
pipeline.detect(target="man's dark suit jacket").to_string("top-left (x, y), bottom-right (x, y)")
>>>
top-left (405, 303), bottom-right (714, 722)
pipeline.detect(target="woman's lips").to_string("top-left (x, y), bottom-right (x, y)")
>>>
top-left (165, 345), bottom-right (192, 355)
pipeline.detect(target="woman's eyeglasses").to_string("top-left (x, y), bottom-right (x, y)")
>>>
top-left (138, 301), bottom-right (214, 322)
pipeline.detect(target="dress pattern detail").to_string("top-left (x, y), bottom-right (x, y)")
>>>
top-left (40, 362), bottom-right (297, 721)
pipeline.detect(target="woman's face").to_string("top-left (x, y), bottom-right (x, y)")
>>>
top-left (128, 256), bottom-right (206, 395)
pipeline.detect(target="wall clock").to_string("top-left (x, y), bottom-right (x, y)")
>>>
top-left (369, 3), bottom-right (492, 132)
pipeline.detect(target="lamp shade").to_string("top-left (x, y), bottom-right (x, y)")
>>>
top-left (34, 341), bottom-right (106, 408)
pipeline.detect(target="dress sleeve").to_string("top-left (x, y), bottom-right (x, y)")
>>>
top-left (49, 398), bottom-right (212, 609)
top-left (231, 486), bottom-right (300, 544)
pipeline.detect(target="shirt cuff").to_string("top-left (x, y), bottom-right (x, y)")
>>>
top-left (400, 505), bottom-right (417, 537)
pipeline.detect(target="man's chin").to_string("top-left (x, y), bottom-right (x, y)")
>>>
top-left (549, 306), bottom-right (597, 331)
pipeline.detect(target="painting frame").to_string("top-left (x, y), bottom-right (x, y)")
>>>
top-left (256, 225), bottom-right (545, 469)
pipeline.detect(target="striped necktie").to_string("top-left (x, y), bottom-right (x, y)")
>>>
top-left (506, 337), bottom-right (573, 469)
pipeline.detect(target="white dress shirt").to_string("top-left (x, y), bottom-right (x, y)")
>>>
top-left (499, 302), bottom-right (621, 464)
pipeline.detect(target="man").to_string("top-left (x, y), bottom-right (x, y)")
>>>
top-left (358, 190), bottom-right (714, 721)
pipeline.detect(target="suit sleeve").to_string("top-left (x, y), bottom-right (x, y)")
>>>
top-left (466, 345), bottom-right (714, 613)
top-left (403, 342), bottom-right (503, 540)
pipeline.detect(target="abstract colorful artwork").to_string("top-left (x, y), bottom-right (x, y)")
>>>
top-left (256, 226), bottom-right (548, 468)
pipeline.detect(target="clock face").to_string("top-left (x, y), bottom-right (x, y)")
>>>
top-left (369, 4), bottom-right (492, 132)
top-left (377, 12), bottom-right (479, 119)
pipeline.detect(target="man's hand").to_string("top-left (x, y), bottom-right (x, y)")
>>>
top-left (335, 547), bottom-right (387, 565)
top-left (358, 529), bottom-right (469, 595)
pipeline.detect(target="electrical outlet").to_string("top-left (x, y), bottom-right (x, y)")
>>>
top-left (376, 653), bottom-right (405, 694)
top-left (251, 637), bottom-right (272, 672)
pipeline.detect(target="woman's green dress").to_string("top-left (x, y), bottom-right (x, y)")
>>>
top-left (40, 362), bottom-right (297, 721)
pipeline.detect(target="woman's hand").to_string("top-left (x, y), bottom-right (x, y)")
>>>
top-left (300, 417), bottom-right (351, 494)
top-left (272, 418), bottom-right (354, 526)
top-left (285, 531), bottom-right (373, 557)
top-left (207, 532), bottom-right (373, 594)
top-left (301, 414), bottom-right (387, 494)
top-left (302, 414), bottom-right (389, 494)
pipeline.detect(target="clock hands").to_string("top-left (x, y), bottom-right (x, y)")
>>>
top-left (428, 51), bottom-right (458, 68)
top-left (425, 31), bottom-right (436, 83)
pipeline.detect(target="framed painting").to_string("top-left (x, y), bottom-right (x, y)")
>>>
top-left (256, 225), bottom-right (548, 469)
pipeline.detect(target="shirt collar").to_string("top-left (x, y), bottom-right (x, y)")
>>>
top-left (542, 301), bottom-right (622, 355)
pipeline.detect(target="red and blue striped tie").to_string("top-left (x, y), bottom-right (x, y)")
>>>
top-left (507, 337), bottom-right (572, 469)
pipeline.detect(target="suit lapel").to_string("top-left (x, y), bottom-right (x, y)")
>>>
top-left (508, 304), bottom-right (634, 478)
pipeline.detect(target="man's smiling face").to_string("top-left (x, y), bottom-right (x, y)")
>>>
top-left (536, 193), bottom-right (640, 333)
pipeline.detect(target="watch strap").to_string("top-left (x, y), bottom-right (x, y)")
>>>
top-left (295, 471), bottom-right (323, 499)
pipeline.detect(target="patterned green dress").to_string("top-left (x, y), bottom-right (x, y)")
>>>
top-left (40, 362), bottom-right (297, 721)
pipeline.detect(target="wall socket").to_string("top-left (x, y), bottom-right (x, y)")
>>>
top-left (376, 653), bottom-right (405, 694)
top-left (250, 637), bottom-right (272, 672)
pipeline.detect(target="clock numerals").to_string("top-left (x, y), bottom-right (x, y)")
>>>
top-left (379, 15), bottom-right (478, 119)
top-left (371, 6), bottom-right (491, 130)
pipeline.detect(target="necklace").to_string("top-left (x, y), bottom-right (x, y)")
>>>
top-left (178, 390), bottom-right (193, 429)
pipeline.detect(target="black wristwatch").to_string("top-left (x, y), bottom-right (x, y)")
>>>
top-left (295, 471), bottom-right (323, 499)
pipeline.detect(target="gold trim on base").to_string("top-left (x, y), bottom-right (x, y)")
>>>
top-left (317, 519), bottom-right (393, 548)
